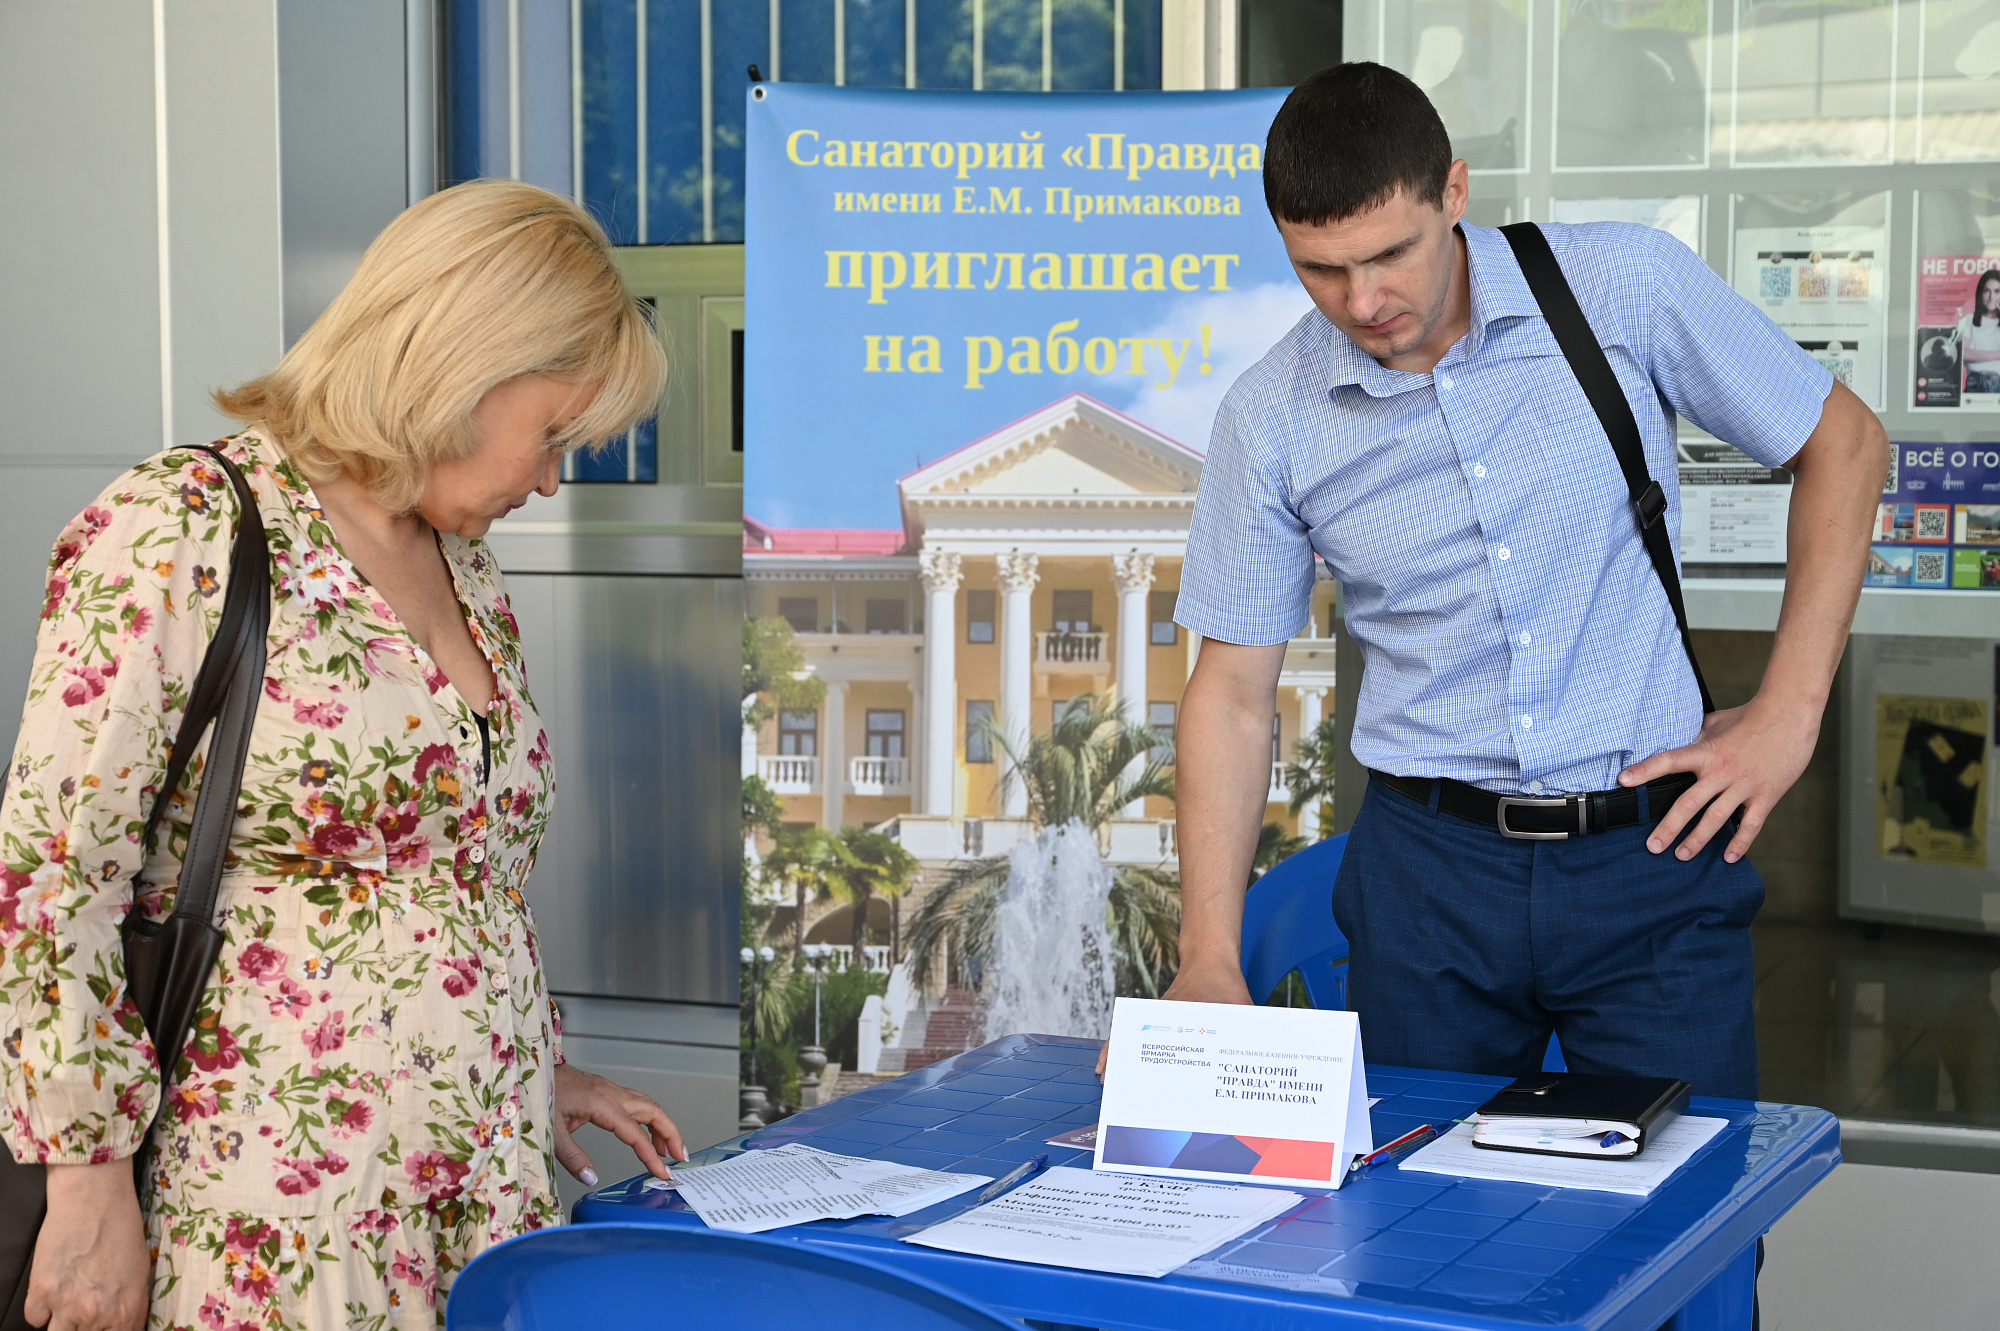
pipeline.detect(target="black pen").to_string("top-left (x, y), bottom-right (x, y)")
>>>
top-left (978, 1153), bottom-right (1049, 1202)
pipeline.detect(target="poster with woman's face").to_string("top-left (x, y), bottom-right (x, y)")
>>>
top-left (1915, 255), bottom-right (2000, 410)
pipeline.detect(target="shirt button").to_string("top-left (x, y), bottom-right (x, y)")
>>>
top-left (1497, 547), bottom-right (1511, 561)
top-left (500, 1102), bottom-right (517, 1120)
top-left (1439, 373), bottom-right (1453, 391)
top-left (1519, 631), bottom-right (1532, 646)
top-left (469, 845), bottom-right (486, 864)
top-left (490, 970), bottom-right (508, 991)
top-left (1529, 780), bottom-right (1544, 793)
top-left (1473, 464), bottom-right (1486, 478)
top-left (1521, 715), bottom-right (1533, 729)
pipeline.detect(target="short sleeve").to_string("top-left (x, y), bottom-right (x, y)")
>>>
top-left (1176, 387), bottom-right (1317, 646)
top-left (1646, 228), bottom-right (1834, 468)
top-left (0, 455), bottom-right (235, 1164)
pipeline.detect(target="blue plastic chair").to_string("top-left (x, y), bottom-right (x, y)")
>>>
top-left (1239, 832), bottom-right (1568, 1073)
top-left (447, 1223), bottom-right (1021, 1330)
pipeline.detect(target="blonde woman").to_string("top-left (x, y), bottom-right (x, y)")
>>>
top-left (2, 181), bottom-right (685, 1329)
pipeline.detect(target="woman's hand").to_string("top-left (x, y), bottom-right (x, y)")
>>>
top-left (25, 1159), bottom-right (150, 1331)
top-left (550, 1063), bottom-right (688, 1187)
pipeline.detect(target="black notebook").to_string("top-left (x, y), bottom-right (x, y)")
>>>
top-left (1470, 1073), bottom-right (1691, 1159)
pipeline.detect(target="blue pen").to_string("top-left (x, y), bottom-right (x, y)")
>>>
top-left (978, 1153), bottom-right (1049, 1202)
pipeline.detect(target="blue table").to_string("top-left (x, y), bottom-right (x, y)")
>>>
top-left (574, 1035), bottom-right (1837, 1330)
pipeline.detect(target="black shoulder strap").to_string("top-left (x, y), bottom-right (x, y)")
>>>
top-left (138, 445), bottom-right (270, 921)
top-left (1499, 222), bottom-right (1716, 715)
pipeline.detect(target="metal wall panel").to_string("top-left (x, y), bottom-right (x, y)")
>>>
top-left (508, 572), bottom-right (741, 1006)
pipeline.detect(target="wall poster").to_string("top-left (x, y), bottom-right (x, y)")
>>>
top-left (1731, 215), bottom-right (1889, 411)
top-left (1843, 636), bottom-right (2000, 935)
top-left (1873, 443), bottom-right (2000, 590)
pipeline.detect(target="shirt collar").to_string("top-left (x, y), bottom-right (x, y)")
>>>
top-left (1321, 222), bottom-right (1542, 394)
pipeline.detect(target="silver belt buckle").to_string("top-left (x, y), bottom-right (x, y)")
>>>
top-left (1496, 795), bottom-right (1572, 840)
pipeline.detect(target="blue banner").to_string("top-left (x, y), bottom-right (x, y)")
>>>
top-left (744, 84), bottom-right (1296, 530)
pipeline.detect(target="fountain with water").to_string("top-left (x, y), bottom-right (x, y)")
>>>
top-left (980, 819), bottom-right (1117, 1042)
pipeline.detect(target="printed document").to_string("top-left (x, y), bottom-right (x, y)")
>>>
top-left (645, 1142), bottom-right (984, 1232)
top-left (1397, 1115), bottom-right (1731, 1196)
top-left (903, 1166), bottom-right (1301, 1278)
top-left (1095, 997), bottom-right (1373, 1190)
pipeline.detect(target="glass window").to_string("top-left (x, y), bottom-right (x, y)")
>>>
top-left (966, 700), bottom-right (995, 762)
top-left (1733, 0), bottom-right (1894, 167)
top-left (967, 589), bottom-right (996, 643)
top-left (779, 710), bottom-right (818, 757)
top-left (778, 597), bottom-right (818, 633)
top-left (1052, 589), bottom-right (1093, 632)
top-left (1238, 0), bottom-right (1343, 89)
top-left (1380, 0), bottom-right (1531, 170)
top-left (1921, 0), bottom-right (2000, 162)
top-left (865, 598), bottom-right (907, 633)
top-left (1149, 589), bottom-right (1178, 646)
top-left (447, 1), bottom-right (1165, 246)
top-left (1147, 700), bottom-right (1177, 763)
top-left (1555, 0), bottom-right (1709, 170)
top-left (865, 710), bottom-right (905, 758)
top-left (1054, 696), bottom-right (1091, 728)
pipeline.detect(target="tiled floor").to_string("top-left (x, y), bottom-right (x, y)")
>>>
top-left (1754, 919), bottom-right (2000, 1127)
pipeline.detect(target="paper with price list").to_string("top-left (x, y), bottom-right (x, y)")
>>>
top-left (642, 1142), bottom-right (985, 1232)
top-left (1094, 998), bottom-right (1373, 1190)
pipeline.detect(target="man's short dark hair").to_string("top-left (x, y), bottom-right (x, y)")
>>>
top-left (1264, 63), bottom-right (1453, 227)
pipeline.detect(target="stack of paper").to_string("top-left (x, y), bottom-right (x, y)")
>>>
top-left (904, 1166), bottom-right (1302, 1278)
top-left (643, 1143), bottom-right (985, 1233)
top-left (1472, 1117), bottom-right (1644, 1157)
top-left (1398, 1115), bottom-right (1731, 1196)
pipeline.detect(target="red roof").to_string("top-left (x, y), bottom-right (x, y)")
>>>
top-left (743, 516), bottom-right (907, 556)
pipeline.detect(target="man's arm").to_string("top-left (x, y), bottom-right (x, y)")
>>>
top-left (1162, 639), bottom-right (1289, 1004)
top-left (1621, 378), bottom-right (1888, 861)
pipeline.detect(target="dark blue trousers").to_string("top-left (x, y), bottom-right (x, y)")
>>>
top-left (1333, 778), bottom-right (1763, 1100)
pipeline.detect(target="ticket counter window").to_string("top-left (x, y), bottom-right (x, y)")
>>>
top-left (779, 710), bottom-right (818, 757)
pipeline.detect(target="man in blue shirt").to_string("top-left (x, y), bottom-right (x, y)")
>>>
top-left (1165, 64), bottom-right (1886, 1098)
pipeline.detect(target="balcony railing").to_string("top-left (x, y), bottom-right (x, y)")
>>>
top-left (758, 754), bottom-right (819, 794)
top-left (1035, 630), bottom-right (1108, 673)
top-left (1269, 761), bottom-right (1289, 804)
top-left (849, 756), bottom-right (910, 795)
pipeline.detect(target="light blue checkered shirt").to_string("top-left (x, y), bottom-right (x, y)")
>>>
top-left (1178, 221), bottom-right (1833, 795)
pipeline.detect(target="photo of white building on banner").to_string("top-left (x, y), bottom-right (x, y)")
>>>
top-left (743, 393), bottom-right (1339, 868)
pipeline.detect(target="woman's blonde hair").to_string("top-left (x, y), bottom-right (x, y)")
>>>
top-left (217, 180), bottom-right (666, 511)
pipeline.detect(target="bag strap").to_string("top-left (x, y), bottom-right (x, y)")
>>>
top-left (1498, 222), bottom-right (1716, 714)
top-left (137, 445), bottom-right (270, 922)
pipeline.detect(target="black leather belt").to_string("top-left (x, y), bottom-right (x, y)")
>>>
top-left (1368, 769), bottom-right (1700, 840)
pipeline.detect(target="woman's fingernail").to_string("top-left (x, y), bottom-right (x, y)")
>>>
top-left (580, 1168), bottom-right (598, 1187)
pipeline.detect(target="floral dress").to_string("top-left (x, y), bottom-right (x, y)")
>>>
top-left (0, 432), bottom-right (564, 1328)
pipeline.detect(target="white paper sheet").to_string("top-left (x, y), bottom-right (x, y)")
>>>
top-left (903, 1166), bottom-right (1302, 1278)
top-left (1396, 1115), bottom-right (1731, 1196)
top-left (645, 1143), bottom-right (985, 1232)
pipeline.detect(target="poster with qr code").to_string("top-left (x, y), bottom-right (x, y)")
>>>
top-left (1876, 444), bottom-right (2000, 591)
top-left (1733, 222), bottom-right (1887, 410)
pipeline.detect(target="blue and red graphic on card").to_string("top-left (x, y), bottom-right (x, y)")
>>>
top-left (1874, 444), bottom-right (2000, 588)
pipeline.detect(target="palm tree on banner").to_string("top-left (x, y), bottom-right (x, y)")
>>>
top-left (904, 693), bottom-right (1182, 1001)
top-left (824, 826), bottom-right (919, 968)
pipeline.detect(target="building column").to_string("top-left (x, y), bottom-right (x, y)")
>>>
top-left (919, 550), bottom-right (962, 816)
top-left (823, 679), bottom-right (849, 832)
top-left (1112, 551), bottom-right (1156, 817)
top-left (1297, 686), bottom-right (1327, 842)
top-left (996, 550), bottom-right (1040, 818)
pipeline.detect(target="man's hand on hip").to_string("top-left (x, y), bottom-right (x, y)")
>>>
top-left (1619, 694), bottom-right (1821, 864)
